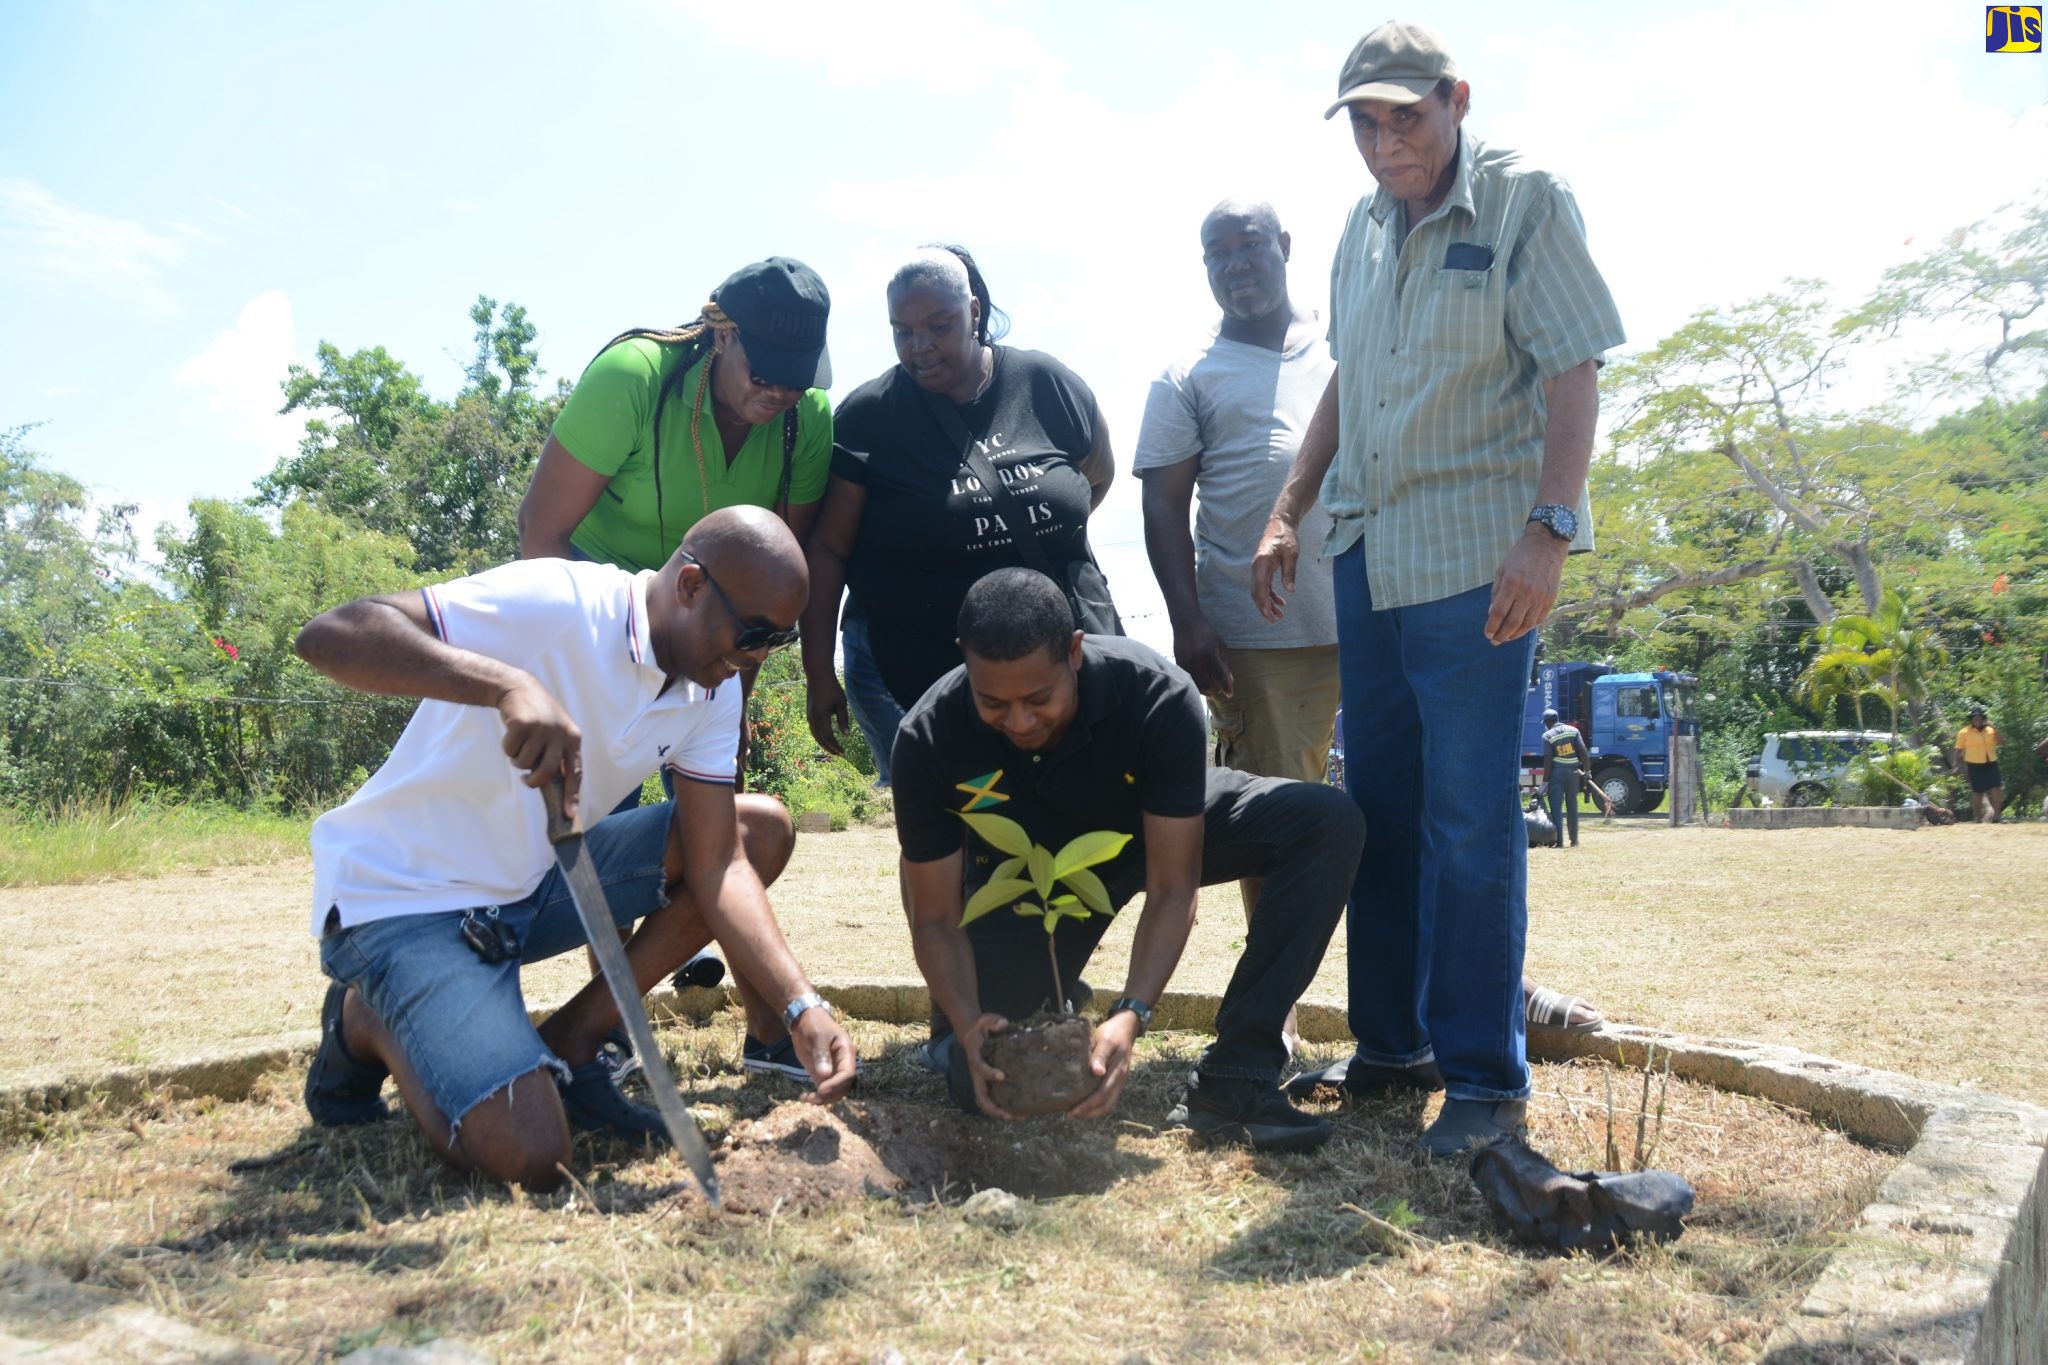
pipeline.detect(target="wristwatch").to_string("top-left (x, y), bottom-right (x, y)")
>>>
top-left (1527, 503), bottom-right (1579, 542)
top-left (783, 991), bottom-right (831, 1031)
top-left (1107, 996), bottom-right (1154, 1035)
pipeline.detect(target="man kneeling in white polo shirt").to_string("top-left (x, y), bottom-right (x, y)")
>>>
top-left (296, 505), bottom-right (857, 1190)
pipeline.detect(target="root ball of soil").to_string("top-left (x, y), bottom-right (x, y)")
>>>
top-left (984, 1013), bottom-right (1096, 1116)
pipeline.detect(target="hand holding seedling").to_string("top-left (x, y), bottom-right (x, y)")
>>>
top-left (960, 1012), bottom-right (1019, 1120)
top-left (1067, 1009), bottom-right (1143, 1119)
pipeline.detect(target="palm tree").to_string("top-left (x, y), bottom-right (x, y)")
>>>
top-left (1799, 588), bottom-right (1947, 739)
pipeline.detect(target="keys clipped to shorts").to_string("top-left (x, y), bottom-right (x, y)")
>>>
top-left (460, 906), bottom-right (521, 964)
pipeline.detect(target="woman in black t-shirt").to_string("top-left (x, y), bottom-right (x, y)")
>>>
top-left (801, 246), bottom-right (1118, 759)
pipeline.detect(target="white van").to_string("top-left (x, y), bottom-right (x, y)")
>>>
top-left (1746, 731), bottom-right (1894, 806)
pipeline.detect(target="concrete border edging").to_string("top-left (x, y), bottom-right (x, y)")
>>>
top-left (3, 984), bottom-right (2042, 1363)
top-left (1728, 806), bottom-right (1923, 830)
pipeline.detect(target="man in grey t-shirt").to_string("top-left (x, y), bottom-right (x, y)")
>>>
top-left (1137, 198), bottom-right (1341, 1052)
top-left (1136, 197), bottom-right (1341, 789)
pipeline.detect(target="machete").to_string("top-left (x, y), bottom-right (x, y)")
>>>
top-left (542, 780), bottom-right (722, 1208)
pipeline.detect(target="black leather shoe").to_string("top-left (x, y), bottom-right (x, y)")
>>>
top-left (303, 982), bottom-right (390, 1126)
top-left (1283, 1052), bottom-right (1443, 1102)
top-left (1168, 1073), bottom-right (1332, 1153)
top-left (1419, 1098), bottom-right (1528, 1158)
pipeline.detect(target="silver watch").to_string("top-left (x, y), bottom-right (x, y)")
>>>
top-left (1527, 502), bottom-right (1579, 542)
top-left (783, 991), bottom-right (830, 1030)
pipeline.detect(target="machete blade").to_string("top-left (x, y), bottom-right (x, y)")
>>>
top-left (543, 780), bottom-right (722, 1208)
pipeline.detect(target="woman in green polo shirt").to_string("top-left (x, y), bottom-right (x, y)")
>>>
top-left (518, 256), bottom-right (834, 565)
top-left (516, 257), bottom-right (833, 1089)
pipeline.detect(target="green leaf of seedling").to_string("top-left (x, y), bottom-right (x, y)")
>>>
top-left (961, 878), bottom-right (1035, 928)
top-left (990, 855), bottom-right (1026, 884)
top-left (1026, 845), bottom-right (1055, 898)
top-left (1059, 867), bottom-right (1113, 917)
top-left (958, 811), bottom-right (1034, 859)
top-left (1051, 829), bottom-right (1132, 878)
top-left (1049, 894), bottom-right (1079, 907)
top-left (1042, 913), bottom-right (1060, 934)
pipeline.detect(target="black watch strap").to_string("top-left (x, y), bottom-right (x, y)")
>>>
top-left (1108, 996), bottom-right (1153, 1034)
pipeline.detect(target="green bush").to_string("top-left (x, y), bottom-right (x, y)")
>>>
top-left (1838, 741), bottom-right (1954, 808)
top-left (743, 652), bottom-right (879, 827)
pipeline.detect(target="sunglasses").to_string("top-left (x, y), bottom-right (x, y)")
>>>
top-left (681, 552), bottom-right (800, 652)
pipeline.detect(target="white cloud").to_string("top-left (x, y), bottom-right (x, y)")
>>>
top-left (173, 291), bottom-right (303, 453)
top-left (0, 177), bottom-right (184, 309)
top-left (657, 0), bottom-right (1063, 88)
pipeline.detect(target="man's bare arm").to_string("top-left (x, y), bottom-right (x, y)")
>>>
top-left (904, 852), bottom-right (1018, 1119)
top-left (673, 775), bottom-right (855, 1101)
top-left (295, 592), bottom-right (586, 810)
top-left (1251, 370), bottom-right (1340, 622)
top-left (1069, 811), bottom-right (1202, 1120)
top-left (1484, 358), bottom-right (1599, 645)
top-left (1139, 462), bottom-right (1232, 697)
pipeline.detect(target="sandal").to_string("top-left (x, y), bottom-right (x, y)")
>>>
top-left (1524, 983), bottom-right (1603, 1034)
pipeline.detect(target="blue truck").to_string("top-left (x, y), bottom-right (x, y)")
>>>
top-left (1523, 662), bottom-right (1699, 815)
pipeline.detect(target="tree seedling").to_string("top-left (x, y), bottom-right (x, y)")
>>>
top-left (956, 811), bottom-right (1130, 1016)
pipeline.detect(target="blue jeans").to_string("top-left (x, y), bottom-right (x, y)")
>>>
top-left (317, 802), bottom-right (676, 1133)
top-left (1545, 767), bottom-right (1581, 845)
top-left (1334, 545), bottom-right (1536, 1102)
top-left (841, 611), bottom-right (905, 785)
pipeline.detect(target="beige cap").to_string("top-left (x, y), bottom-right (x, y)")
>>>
top-left (1324, 20), bottom-right (1458, 119)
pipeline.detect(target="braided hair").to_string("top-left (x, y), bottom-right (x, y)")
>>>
top-left (594, 302), bottom-right (801, 560)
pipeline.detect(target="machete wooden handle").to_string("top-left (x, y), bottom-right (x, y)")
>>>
top-left (541, 777), bottom-right (583, 843)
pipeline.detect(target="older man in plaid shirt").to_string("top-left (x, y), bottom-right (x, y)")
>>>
top-left (1253, 20), bottom-right (1625, 1156)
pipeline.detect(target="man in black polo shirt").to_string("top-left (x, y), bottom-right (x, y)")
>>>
top-left (893, 568), bottom-right (1364, 1152)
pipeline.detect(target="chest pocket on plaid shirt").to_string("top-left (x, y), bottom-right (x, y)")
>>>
top-left (1418, 266), bottom-right (1502, 355)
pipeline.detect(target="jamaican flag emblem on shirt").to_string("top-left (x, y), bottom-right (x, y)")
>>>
top-left (955, 769), bottom-right (1009, 812)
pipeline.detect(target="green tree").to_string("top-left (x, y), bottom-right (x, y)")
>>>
top-left (259, 300), bottom-right (562, 575)
top-left (1852, 190), bottom-right (2048, 395)
top-left (258, 341), bottom-right (437, 530)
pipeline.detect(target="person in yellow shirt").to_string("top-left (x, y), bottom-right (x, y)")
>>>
top-left (1954, 708), bottom-right (2003, 823)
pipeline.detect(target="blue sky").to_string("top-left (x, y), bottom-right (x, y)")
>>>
top-left (3, 0), bottom-right (2044, 646)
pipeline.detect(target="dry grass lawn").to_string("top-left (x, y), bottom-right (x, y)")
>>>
top-left (0, 1014), bottom-right (1894, 1364)
top-left (2, 820), bottom-right (2042, 1103)
top-left (2, 819), bottom-right (2034, 1361)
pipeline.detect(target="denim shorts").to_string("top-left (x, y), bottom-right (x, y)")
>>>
top-left (317, 801), bottom-right (675, 1133)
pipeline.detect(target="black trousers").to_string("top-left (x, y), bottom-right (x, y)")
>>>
top-left (940, 769), bottom-right (1363, 1105)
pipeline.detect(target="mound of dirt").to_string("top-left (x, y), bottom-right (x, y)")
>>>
top-left (713, 1100), bottom-right (953, 1214)
top-left (702, 1089), bottom-right (1143, 1215)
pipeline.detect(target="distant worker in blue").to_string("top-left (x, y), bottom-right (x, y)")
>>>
top-left (1539, 707), bottom-right (1591, 848)
top-left (1252, 20), bottom-right (1624, 1156)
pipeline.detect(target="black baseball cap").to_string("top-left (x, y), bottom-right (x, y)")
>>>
top-left (712, 257), bottom-right (832, 389)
